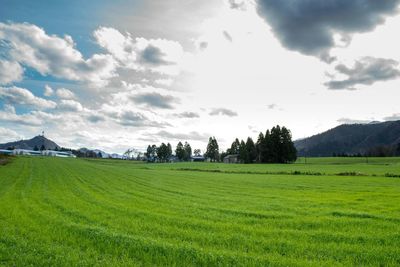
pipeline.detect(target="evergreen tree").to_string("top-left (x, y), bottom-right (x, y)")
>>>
top-left (167, 143), bottom-right (172, 161)
top-left (245, 137), bottom-right (257, 163)
top-left (229, 138), bottom-right (240, 155)
top-left (175, 142), bottom-right (185, 161)
top-left (270, 126), bottom-right (282, 163)
top-left (256, 132), bottom-right (264, 163)
top-left (183, 142), bottom-right (192, 161)
top-left (238, 140), bottom-right (247, 163)
top-left (212, 137), bottom-right (219, 161)
top-left (33, 145), bottom-right (39, 151)
top-left (146, 145), bottom-right (158, 161)
top-left (205, 137), bottom-right (219, 162)
top-left (146, 145), bottom-right (152, 158)
top-left (157, 143), bottom-right (167, 162)
top-left (220, 151), bottom-right (228, 161)
top-left (281, 126), bottom-right (297, 163)
top-left (151, 145), bottom-right (157, 158)
top-left (263, 130), bottom-right (273, 163)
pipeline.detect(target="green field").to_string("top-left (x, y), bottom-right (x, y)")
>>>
top-left (1, 157), bottom-right (400, 266)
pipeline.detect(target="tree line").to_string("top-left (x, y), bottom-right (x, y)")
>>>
top-left (146, 125), bottom-right (297, 164)
top-left (221, 125), bottom-right (297, 163)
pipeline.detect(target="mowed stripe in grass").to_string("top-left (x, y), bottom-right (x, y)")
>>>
top-left (0, 157), bottom-right (400, 266)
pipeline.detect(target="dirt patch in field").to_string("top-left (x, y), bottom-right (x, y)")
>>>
top-left (0, 155), bottom-right (12, 166)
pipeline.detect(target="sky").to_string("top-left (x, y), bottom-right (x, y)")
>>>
top-left (1, 0), bottom-right (400, 153)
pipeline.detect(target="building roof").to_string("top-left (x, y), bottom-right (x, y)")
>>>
top-left (224, 154), bottom-right (239, 159)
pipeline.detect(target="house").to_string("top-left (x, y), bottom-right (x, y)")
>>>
top-left (13, 149), bottom-right (42, 156)
top-left (0, 149), bottom-right (75, 158)
top-left (168, 155), bottom-right (179, 163)
top-left (191, 156), bottom-right (205, 162)
top-left (42, 150), bottom-right (76, 158)
top-left (223, 154), bottom-right (239, 164)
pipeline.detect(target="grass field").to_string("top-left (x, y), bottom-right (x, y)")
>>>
top-left (1, 157), bottom-right (400, 266)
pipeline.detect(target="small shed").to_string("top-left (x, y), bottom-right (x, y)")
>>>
top-left (223, 154), bottom-right (239, 164)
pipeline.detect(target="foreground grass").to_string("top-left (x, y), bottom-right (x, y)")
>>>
top-left (0, 157), bottom-right (400, 266)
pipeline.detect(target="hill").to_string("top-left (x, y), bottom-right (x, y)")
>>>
top-left (0, 135), bottom-right (60, 150)
top-left (295, 120), bottom-right (400, 156)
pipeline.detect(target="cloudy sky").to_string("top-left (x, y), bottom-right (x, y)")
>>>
top-left (1, 0), bottom-right (400, 153)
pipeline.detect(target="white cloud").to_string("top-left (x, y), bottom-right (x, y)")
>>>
top-left (0, 105), bottom-right (43, 126)
top-left (154, 78), bottom-right (173, 86)
top-left (337, 118), bottom-right (374, 124)
top-left (94, 27), bottom-right (185, 75)
top-left (57, 99), bottom-right (83, 112)
top-left (154, 130), bottom-right (210, 141)
top-left (383, 113), bottom-right (400, 121)
top-left (56, 88), bottom-right (75, 99)
top-left (0, 127), bottom-right (24, 143)
top-left (0, 22), bottom-right (118, 87)
top-left (44, 85), bottom-right (54, 97)
top-left (0, 86), bottom-right (57, 109)
top-left (94, 27), bottom-right (137, 66)
top-left (0, 60), bottom-right (23, 84)
top-left (132, 92), bottom-right (180, 109)
top-left (108, 109), bottom-right (169, 128)
top-left (174, 111), bottom-right (200, 118)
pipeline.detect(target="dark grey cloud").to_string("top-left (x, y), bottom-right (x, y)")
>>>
top-left (209, 108), bottom-right (238, 117)
top-left (267, 104), bottom-right (277, 110)
top-left (139, 45), bottom-right (171, 66)
top-left (174, 111), bottom-right (200, 118)
top-left (87, 114), bottom-right (106, 123)
top-left (155, 130), bottom-right (210, 141)
top-left (120, 111), bottom-right (148, 126)
top-left (199, 41), bottom-right (208, 50)
top-left (228, 0), bottom-right (247, 10)
top-left (132, 92), bottom-right (180, 109)
top-left (256, 0), bottom-right (400, 60)
top-left (325, 57), bottom-right (400, 90)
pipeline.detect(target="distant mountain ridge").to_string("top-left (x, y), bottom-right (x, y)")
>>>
top-left (0, 135), bottom-right (60, 150)
top-left (0, 136), bottom-right (123, 158)
top-left (295, 120), bottom-right (400, 156)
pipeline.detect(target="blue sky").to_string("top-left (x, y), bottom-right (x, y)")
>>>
top-left (1, 0), bottom-right (110, 54)
top-left (1, 0), bottom-right (400, 153)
